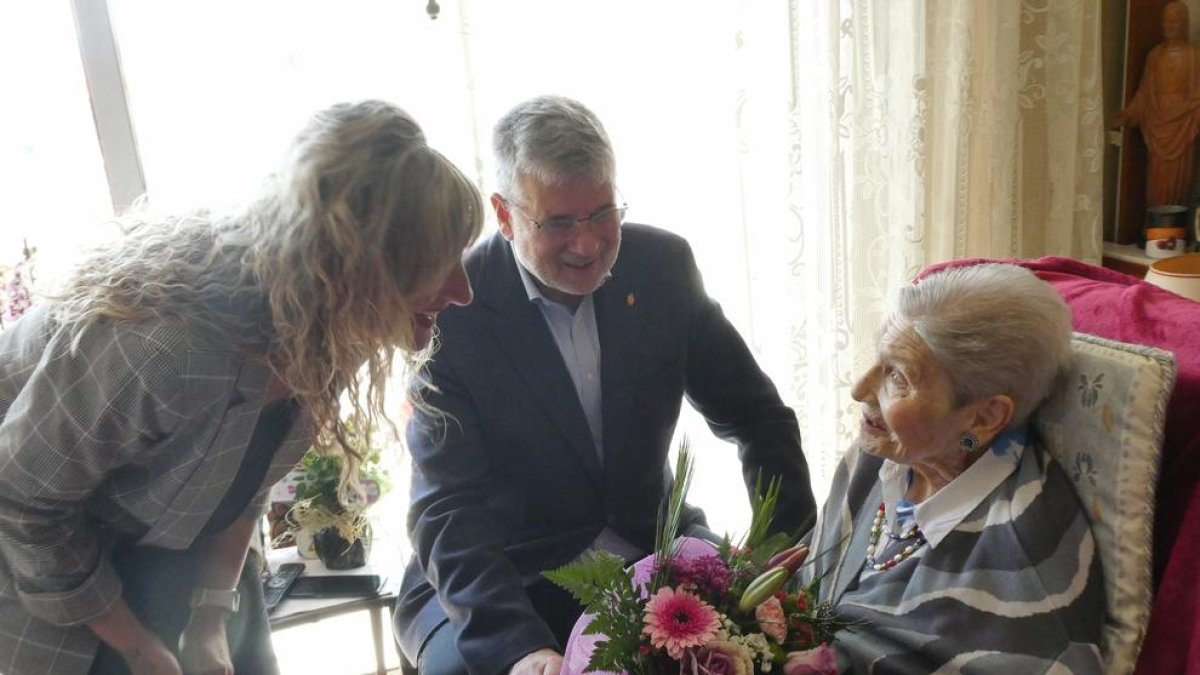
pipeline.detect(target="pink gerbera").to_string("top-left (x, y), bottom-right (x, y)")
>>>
top-left (642, 586), bottom-right (721, 658)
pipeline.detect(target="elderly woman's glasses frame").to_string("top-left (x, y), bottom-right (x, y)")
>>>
top-left (505, 199), bottom-right (628, 237)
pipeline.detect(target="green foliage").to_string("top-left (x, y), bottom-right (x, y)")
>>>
top-left (651, 437), bottom-right (695, 591)
top-left (293, 417), bottom-right (390, 516)
top-left (778, 577), bottom-right (855, 650)
top-left (743, 470), bottom-right (780, 551)
top-left (294, 452), bottom-right (348, 514)
top-left (542, 551), bottom-right (628, 607)
top-left (543, 551), bottom-right (648, 674)
top-left (734, 471), bottom-right (800, 569)
top-left (288, 417), bottom-right (392, 548)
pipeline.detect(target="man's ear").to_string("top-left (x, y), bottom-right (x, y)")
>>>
top-left (491, 194), bottom-right (515, 241)
top-left (970, 394), bottom-right (1015, 448)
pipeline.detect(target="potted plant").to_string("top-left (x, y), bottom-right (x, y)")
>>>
top-left (287, 418), bottom-right (390, 569)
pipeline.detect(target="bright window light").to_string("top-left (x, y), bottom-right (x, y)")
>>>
top-left (0, 2), bottom-right (113, 284)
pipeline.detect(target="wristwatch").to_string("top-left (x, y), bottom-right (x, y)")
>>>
top-left (190, 587), bottom-right (241, 613)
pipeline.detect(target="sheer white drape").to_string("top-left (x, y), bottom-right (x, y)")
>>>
top-left (735, 0), bottom-right (1106, 523)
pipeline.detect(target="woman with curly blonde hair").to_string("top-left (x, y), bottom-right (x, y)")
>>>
top-left (0, 100), bottom-right (482, 675)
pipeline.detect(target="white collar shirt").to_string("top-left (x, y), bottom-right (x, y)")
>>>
top-left (877, 427), bottom-right (1030, 549)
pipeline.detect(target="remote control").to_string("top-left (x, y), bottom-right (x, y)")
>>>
top-left (263, 563), bottom-right (305, 614)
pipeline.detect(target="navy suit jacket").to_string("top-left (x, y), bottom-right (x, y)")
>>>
top-left (395, 224), bottom-right (814, 673)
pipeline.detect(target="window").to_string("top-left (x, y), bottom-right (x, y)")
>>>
top-left (106, 0), bottom-right (478, 208)
top-left (0, 1), bottom-right (113, 283)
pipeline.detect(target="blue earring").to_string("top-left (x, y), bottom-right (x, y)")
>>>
top-left (960, 431), bottom-right (979, 453)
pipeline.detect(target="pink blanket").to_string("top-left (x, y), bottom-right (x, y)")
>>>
top-left (923, 256), bottom-right (1200, 674)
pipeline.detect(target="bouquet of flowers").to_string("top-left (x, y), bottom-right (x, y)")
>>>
top-left (545, 443), bottom-right (851, 675)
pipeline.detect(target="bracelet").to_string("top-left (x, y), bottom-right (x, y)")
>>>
top-left (189, 588), bottom-right (241, 613)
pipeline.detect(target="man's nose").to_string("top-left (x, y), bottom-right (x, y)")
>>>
top-left (566, 222), bottom-right (603, 257)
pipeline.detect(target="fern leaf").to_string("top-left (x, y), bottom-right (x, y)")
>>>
top-left (542, 550), bottom-right (628, 606)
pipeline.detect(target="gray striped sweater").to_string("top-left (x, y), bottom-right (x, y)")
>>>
top-left (804, 440), bottom-right (1104, 673)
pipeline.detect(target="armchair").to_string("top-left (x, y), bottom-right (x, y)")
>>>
top-left (924, 256), bottom-right (1200, 674)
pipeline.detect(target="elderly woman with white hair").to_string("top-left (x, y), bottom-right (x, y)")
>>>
top-left (803, 263), bottom-right (1105, 673)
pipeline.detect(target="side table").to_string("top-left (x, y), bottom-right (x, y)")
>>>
top-left (266, 546), bottom-right (400, 675)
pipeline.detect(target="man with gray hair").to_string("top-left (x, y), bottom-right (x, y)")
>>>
top-left (394, 95), bottom-right (816, 675)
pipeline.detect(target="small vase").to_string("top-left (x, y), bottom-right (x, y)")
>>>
top-left (313, 523), bottom-right (372, 570)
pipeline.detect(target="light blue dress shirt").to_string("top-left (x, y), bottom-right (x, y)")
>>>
top-left (515, 262), bottom-right (643, 562)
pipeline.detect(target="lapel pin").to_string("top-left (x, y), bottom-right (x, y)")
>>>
top-left (626, 292), bottom-right (636, 307)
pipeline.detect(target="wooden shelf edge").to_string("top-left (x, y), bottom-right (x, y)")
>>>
top-left (1102, 241), bottom-right (1152, 277)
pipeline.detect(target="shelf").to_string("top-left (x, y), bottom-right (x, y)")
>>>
top-left (1102, 241), bottom-right (1152, 278)
top-left (1103, 241), bottom-right (1153, 265)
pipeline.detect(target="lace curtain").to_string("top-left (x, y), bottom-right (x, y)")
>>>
top-left (742, 0), bottom-right (1105, 518)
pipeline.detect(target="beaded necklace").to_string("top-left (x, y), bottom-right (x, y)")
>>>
top-left (865, 501), bottom-right (927, 572)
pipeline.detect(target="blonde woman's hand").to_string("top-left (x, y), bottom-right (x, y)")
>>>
top-left (88, 600), bottom-right (182, 675)
top-left (177, 607), bottom-right (233, 675)
top-left (122, 639), bottom-right (183, 675)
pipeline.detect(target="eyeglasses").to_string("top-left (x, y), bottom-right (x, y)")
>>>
top-left (506, 200), bottom-right (628, 236)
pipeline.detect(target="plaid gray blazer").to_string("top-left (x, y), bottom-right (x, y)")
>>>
top-left (0, 305), bottom-right (312, 675)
